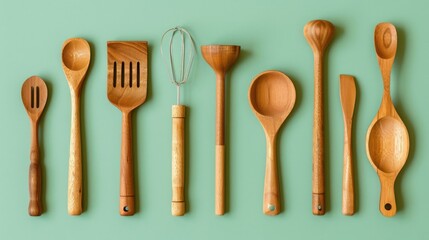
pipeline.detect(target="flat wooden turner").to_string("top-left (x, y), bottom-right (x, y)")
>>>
top-left (107, 41), bottom-right (148, 216)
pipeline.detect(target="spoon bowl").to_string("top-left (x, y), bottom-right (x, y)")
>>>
top-left (62, 38), bottom-right (91, 89)
top-left (374, 23), bottom-right (397, 60)
top-left (248, 70), bottom-right (295, 215)
top-left (367, 117), bottom-right (409, 174)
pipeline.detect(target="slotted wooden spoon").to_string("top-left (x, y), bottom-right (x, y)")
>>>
top-left (21, 76), bottom-right (48, 216)
top-left (366, 23), bottom-right (409, 217)
top-left (107, 41), bottom-right (148, 216)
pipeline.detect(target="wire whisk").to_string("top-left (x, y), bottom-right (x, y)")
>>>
top-left (160, 26), bottom-right (196, 104)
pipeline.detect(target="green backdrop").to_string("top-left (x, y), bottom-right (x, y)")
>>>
top-left (1, 0), bottom-right (427, 239)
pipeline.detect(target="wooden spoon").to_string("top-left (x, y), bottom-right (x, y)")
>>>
top-left (339, 74), bottom-right (356, 216)
top-left (201, 45), bottom-right (240, 215)
top-left (366, 23), bottom-right (409, 217)
top-left (21, 76), bottom-right (48, 216)
top-left (304, 19), bottom-right (335, 215)
top-left (248, 71), bottom-right (296, 215)
top-left (62, 38), bottom-right (91, 215)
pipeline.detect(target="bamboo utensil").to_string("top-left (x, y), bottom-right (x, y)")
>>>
top-left (248, 71), bottom-right (296, 215)
top-left (366, 23), bottom-right (409, 217)
top-left (21, 76), bottom-right (48, 216)
top-left (201, 45), bottom-right (240, 215)
top-left (62, 38), bottom-right (91, 215)
top-left (161, 27), bottom-right (196, 216)
top-left (107, 41), bottom-right (148, 216)
top-left (304, 19), bottom-right (335, 215)
top-left (339, 75), bottom-right (356, 216)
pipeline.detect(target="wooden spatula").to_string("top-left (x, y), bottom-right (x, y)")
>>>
top-left (107, 41), bottom-right (148, 216)
top-left (339, 74), bottom-right (356, 215)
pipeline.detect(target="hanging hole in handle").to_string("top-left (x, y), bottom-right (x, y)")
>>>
top-left (384, 203), bottom-right (392, 211)
top-left (318, 205), bottom-right (323, 211)
top-left (123, 206), bottom-right (129, 212)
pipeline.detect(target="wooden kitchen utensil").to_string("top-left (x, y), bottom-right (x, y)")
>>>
top-left (366, 23), bottom-right (409, 217)
top-left (161, 27), bottom-right (196, 216)
top-left (248, 71), bottom-right (296, 215)
top-left (339, 74), bottom-right (356, 216)
top-left (201, 45), bottom-right (240, 215)
top-left (62, 38), bottom-right (91, 215)
top-left (21, 76), bottom-right (48, 216)
top-left (304, 19), bottom-right (335, 215)
top-left (107, 41), bottom-right (148, 216)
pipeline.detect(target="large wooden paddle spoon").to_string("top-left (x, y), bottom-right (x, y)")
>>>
top-left (248, 71), bottom-right (296, 215)
top-left (22, 76), bottom-right (48, 216)
top-left (304, 19), bottom-right (335, 215)
top-left (366, 23), bottom-right (409, 217)
top-left (201, 45), bottom-right (240, 215)
top-left (62, 38), bottom-right (91, 215)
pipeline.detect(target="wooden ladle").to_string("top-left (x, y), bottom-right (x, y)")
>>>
top-left (304, 19), bottom-right (335, 215)
top-left (366, 22), bottom-right (409, 217)
top-left (62, 38), bottom-right (91, 215)
top-left (201, 45), bottom-right (240, 215)
top-left (248, 71), bottom-right (296, 215)
top-left (21, 76), bottom-right (48, 216)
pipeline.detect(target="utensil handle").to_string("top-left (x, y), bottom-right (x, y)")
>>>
top-left (172, 105), bottom-right (186, 216)
top-left (120, 111), bottom-right (135, 216)
top-left (68, 93), bottom-right (82, 215)
top-left (29, 122), bottom-right (42, 216)
top-left (342, 125), bottom-right (354, 215)
top-left (215, 73), bottom-right (225, 216)
top-left (312, 53), bottom-right (325, 215)
top-left (263, 135), bottom-right (280, 215)
top-left (379, 175), bottom-right (397, 217)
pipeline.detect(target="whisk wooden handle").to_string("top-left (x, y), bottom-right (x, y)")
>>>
top-left (172, 105), bottom-right (186, 216)
top-left (68, 93), bottom-right (82, 216)
top-left (120, 111), bottom-right (135, 216)
top-left (29, 122), bottom-right (42, 216)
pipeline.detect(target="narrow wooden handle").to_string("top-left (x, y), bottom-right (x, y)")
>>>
top-left (263, 136), bottom-right (280, 215)
top-left (215, 145), bottom-right (225, 215)
top-left (120, 112), bottom-right (135, 216)
top-left (215, 73), bottom-right (226, 216)
top-left (312, 54), bottom-right (325, 215)
top-left (342, 126), bottom-right (354, 215)
top-left (68, 93), bottom-right (82, 215)
top-left (379, 176), bottom-right (396, 217)
top-left (29, 122), bottom-right (42, 216)
top-left (172, 105), bottom-right (186, 216)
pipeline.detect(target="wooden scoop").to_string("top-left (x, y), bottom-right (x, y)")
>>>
top-left (339, 75), bottom-right (356, 216)
top-left (107, 41), bottom-right (148, 216)
top-left (304, 19), bottom-right (335, 215)
top-left (201, 45), bottom-right (240, 215)
top-left (248, 71), bottom-right (296, 215)
top-left (21, 76), bottom-right (48, 216)
top-left (62, 38), bottom-right (91, 215)
top-left (366, 23), bottom-right (409, 217)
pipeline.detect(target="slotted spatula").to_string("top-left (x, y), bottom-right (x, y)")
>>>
top-left (107, 41), bottom-right (148, 216)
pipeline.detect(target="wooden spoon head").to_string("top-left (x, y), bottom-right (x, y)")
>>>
top-left (21, 76), bottom-right (48, 121)
top-left (304, 20), bottom-right (335, 55)
top-left (201, 45), bottom-right (240, 74)
top-left (374, 23), bottom-right (397, 60)
top-left (367, 116), bottom-right (409, 174)
top-left (248, 71), bottom-right (296, 133)
top-left (62, 38), bottom-right (91, 90)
